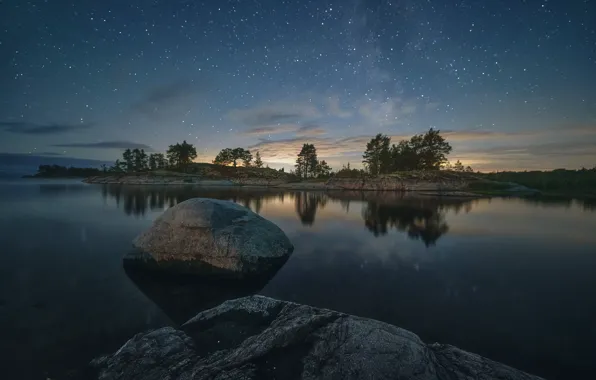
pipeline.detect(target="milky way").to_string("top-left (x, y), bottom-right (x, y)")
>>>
top-left (1, 0), bottom-right (595, 171)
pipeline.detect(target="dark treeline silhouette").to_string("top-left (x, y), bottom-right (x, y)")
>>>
top-left (363, 128), bottom-right (453, 175)
top-left (30, 164), bottom-right (102, 178)
top-left (293, 144), bottom-right (332, 179)
top-left (290, 129), bottom-right (470, 178)
top-left (482, 168), bottom-right (596, 194)
top-left (213, 147), bottom-right (253, 167)
top-left (109, 141), bottom-right (197, 173)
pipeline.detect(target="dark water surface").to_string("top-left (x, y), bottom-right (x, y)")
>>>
top-left (1, 180), bottom-right (595, 379)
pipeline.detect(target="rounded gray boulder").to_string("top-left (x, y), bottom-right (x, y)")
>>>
top-left (125, 198), bottom-right (293, 278)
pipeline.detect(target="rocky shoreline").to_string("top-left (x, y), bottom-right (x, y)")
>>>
top-left (83, 174), bottom-right (487, 195)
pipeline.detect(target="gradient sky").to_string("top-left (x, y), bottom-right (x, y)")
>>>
top-left (1, 0), bottom-right (595, 172)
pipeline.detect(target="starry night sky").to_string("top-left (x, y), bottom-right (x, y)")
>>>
top-left (1, 0), bottom-right (595, 173)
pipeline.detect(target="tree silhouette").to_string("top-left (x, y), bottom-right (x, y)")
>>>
top-left (316, 160), bottom-right (332, 177)
top-left (167, 140), bottom-right (197, 168)
top-left (154, 153), bottom-right (168, 169)
top-left (363, 129), bottom-right (453, 173)
top-left (213, 147), bottom-right (252, 167)
top-left (363, 134), bottom-right (391, 175)
top-left (132, 148), bottom-right (148, 171)
top-left (148, 154), bottom-right (158, 170)
top-left (254, 151), bottom-right (264, 168)
top-left (413, 128), bottom-right (452, 170)
top-left (122, 149), bottom-right (133, 172)
top-left (295, 144), bottom-right (318, 179)
top-left (239, 148), bottom-right (253, 167)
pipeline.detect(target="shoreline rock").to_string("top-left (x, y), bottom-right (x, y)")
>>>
top-left (126, 198), bottom-right (294, 278)
top-left (92, 295), bottom-right (543, 380)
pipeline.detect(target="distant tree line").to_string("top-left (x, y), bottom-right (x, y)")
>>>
top-left (482, 168), bottom-right (596, 193)
top-left (289, 128), bottom-right (470, 178)
top-left (32, 164), bottom-right (102, 178)
top-left (109, 140), bottom-right (197, 172)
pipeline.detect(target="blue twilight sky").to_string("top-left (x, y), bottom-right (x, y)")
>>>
top-left (1, 0), bottom-right (595, 172)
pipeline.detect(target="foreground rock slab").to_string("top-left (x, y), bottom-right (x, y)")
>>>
top-left (126, 198), bottom-right (293, 278)
top-left (92, 296), bottom-right (542, 380)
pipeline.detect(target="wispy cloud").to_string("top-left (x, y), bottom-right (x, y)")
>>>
top-left (228, 102), bottom-right (321, 127)
top-left (296, 124), bottom-right (327, 136)
top-left (248, 125), bottom-right (596, 171)
top-left (242, 124), bottom-right (299, 136)
top-left (53, 141), bottom-right (155, 151)
top-left (132, 80), bottom-right (202, 116)
top-left (242, 122), bottom-right (327, 137)
top-left (326, 96), bottom-right (353, 118)
top-left (0, 121), bottom-right (92, 135)
top-left (357, 97), bottom-right (417, 126)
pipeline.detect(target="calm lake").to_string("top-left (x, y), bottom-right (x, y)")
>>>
top-left (1, 179), bottom-right (595, 379)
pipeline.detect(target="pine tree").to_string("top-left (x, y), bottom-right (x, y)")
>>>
top-left (254, 151), bottom-right (264, 168)
top-left (362, 134), bottom-right (391, 175)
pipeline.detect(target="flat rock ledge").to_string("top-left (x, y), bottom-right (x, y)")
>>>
top-left (91, 296), bottom-right (543, 380)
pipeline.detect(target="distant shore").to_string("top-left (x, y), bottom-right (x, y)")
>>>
top-left (82, 172), bottom-right (537, 198)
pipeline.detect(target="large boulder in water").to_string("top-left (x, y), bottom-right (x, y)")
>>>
top-left (125, 198), bottom-right (293, 278)
top-left (91, 295), bottom-right (543, 380)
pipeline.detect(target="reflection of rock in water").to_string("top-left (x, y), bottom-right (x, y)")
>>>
top-left (362, 197), bottom-right (474, 246)
top-left (123, 265), bottom-right (279, 325)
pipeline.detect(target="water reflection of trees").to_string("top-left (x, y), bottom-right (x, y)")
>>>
top-left (101, 185), bottom-right (285, 217)
top-left (293, 192), bottom-right (328, 225)
top-left (362, 198), bottom-right (475, 246)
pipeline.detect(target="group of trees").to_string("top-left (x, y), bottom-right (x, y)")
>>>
top-left (294, 143), bottom-right (332, 179)
top-left (104, 129), bottom-right (469, 177)
top-left (362, 128), bottom-right (454, 175)
top-left (110, 140), bottom-right (197, 173)
top-left (290, 129), bottom-right (461, 179)
top-left (213, 148), bottom-right (253, 167)
top-left (212, 148), bottom-right (266, 168)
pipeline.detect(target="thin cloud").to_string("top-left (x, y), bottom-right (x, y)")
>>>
top-left (247, 126), bottom-right (596, 170)
top-left (296, 124), bottom-right (327, 136)
top-left (53, 141), bottom-right (155, 151)
top-left (242, 124), bottom-right (299, 136)
top-left (132, 80), bottom-right (203, 116)
top-left (326, 96), bottom-right (353, 118)
top-left (0, 121), bottom-right (92, 135)
top-left (227, 102), bottom-right (321, 127)
top-left (358, 97), bottom-right (417, 126)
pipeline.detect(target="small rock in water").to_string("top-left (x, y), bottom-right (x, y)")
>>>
top-left (125, 198), bottom-right (294, 279)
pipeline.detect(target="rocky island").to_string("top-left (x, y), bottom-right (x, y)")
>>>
top-left (82, 163), bottom-right (537, 196)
